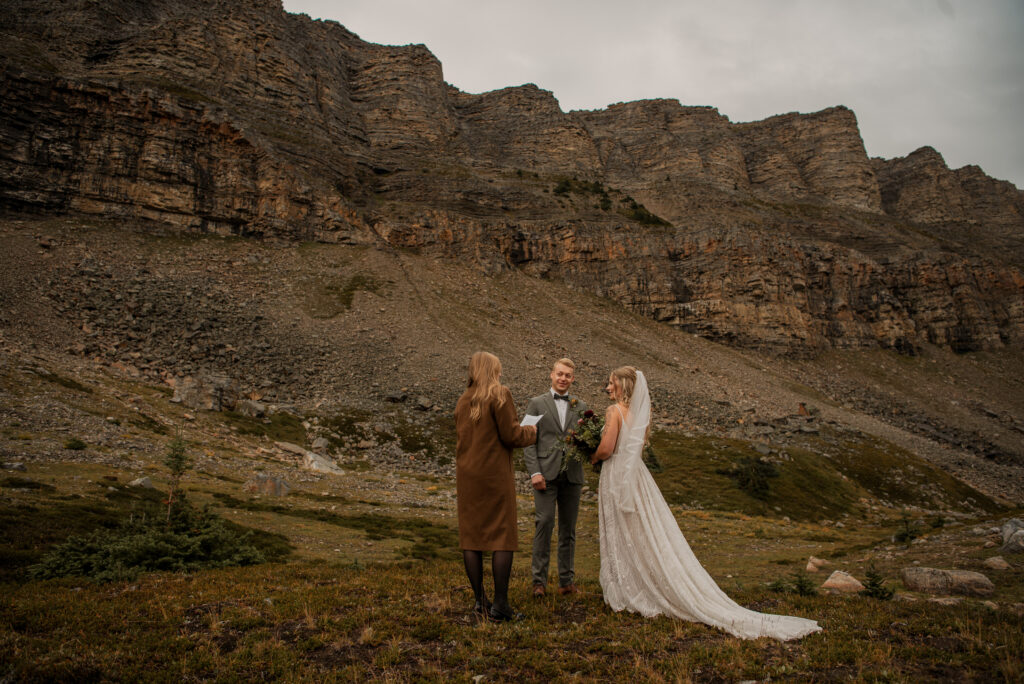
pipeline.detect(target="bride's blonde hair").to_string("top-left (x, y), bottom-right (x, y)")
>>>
top-left (610, 366), bottom-right (638, 407)
top-left (465, 351), bottom-right (506, 421)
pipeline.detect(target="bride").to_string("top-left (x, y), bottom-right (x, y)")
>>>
top-left (591, 366), bottom-right (821, 641)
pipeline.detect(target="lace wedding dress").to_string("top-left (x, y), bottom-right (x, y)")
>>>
top-left (598, 371), bottom-right (821, 640)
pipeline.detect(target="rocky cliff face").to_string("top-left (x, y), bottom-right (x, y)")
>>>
top-left (2, 0), bottom-right (1022, 354)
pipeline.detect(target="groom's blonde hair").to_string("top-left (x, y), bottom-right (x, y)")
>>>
top-left (466, 351), bottom-right (506, 421)
top-left (610, 366), bottom-right (638, 407)
top-left (553, 358), bottom-right (575, 371)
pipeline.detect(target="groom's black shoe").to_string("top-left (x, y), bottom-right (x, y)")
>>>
top-left (487, 604), bottom-right (523, 623)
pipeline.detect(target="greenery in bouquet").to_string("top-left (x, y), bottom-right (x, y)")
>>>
top-left (558, 409), bottom-right (605, 473)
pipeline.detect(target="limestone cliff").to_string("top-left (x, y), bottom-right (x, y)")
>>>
top-left (1, 0), bottom-right (1022, 354)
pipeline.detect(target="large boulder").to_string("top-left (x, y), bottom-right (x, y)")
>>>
top-left (1003, 530), bottom-right (1024, 554)
top-left (983, 556), bottom-right (1011, 571)
top-left (234, 399), bottom-right (267, 418)
top-left (900, 567), bottom-right (994, 596)
top-left (171, 374), bottom-right (241, 411)
top-left (821, 570), bottom-right (864, 593)
top-left (1001, 518), bottom-right (1024, 543)
top-left (806, 556), bottom-right (830, 573)
top-left (1002, 519), bottom-right (1024, 553)
top-left (275, 442), bottom-right (344, 475)
top-left (242, 474), bottom-right (290, 497)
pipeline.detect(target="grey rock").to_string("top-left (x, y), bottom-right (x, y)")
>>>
top-left (900, 567), bottom-right (994, 596)
top-left (806, 556), bottom-right (830, 572)
top-left (129, 476), bottom-right (154, 488)
top-left (386, 392), bottom-right (408, 403)
top-left (1001, 518), bottom-right (1024, 544)
top-left (172, 373), bottom-right (240, 411)
top-left (1002, 529), bottom-right (1024, 554)
top-left (311, 437), bottom-right (330, 453)
top-left (242, 474), bottom-right (290, 497)
top-left (927, 597), bottom-right (964, 606)
top-left (275, 441), bottom-right (308, 457)
top-left (821, 570), bottom-right (864, 593)
top-left (983, 556), bottom-right (1011, 571)
top-left (2, 462), bottom-right (27, 472)
top-left (235, 399), bottom-right (267, 418)
top-left (275, 441), bottom-right (344, 475)
top-left (303, 451), bottom-right (344, 475)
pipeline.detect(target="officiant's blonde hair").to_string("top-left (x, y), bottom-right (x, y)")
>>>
top-left (610, 366), bottom-right (638, 407)
top-left (466, 351), bottom-right (506, 421)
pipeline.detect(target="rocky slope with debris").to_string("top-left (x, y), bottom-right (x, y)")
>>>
top-left (2, 217), bottom-right (1023, 507)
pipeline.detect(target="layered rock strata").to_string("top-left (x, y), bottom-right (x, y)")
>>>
top-left (1, 0), bottom-right (1022, 353)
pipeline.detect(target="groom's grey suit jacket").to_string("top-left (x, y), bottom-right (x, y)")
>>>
top-left (522, 392), bottom-right (588, 485)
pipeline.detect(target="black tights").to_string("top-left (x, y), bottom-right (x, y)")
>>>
top-left (462, 550), bottom-right (514, 610)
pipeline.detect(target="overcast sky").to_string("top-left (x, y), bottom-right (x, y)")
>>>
top-left (283, 0), bottom-right (1024, 189)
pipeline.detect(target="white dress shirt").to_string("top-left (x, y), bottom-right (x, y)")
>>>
top-left (552, 388), bottom-right (569, 430)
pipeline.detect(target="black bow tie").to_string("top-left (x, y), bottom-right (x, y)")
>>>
top-left (554, 394), bottom-right (569, 401)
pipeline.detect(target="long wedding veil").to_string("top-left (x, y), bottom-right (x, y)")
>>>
top-left (609, 370), bottom-right (651, 512)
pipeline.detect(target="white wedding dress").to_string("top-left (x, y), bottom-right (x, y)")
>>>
top-left (598, 371), bottom-right (821, 640)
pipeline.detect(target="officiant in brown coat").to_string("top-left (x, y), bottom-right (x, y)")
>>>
top-left (455, 351), bottom-right (536, 622)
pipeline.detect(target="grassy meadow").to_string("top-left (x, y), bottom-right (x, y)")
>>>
top-left (2, 427), bottom-right (1022, 682)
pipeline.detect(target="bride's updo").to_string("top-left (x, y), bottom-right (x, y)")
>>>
top-left (610, 366), bottom-right (638, 407)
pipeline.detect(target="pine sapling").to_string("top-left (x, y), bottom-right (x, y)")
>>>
top-left (790, 570), bottom-right (818, 596)
top-left (163, 429), bottom-right (190, 525)
top-left (860, 564), bottom-right (894, 600)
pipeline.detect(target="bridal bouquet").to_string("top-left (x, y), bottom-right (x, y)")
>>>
top-left (559, 409), bottom-right (605, 473)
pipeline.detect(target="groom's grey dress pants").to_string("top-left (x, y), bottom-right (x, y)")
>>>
top-left (531, 474), bottom-right (582, 587)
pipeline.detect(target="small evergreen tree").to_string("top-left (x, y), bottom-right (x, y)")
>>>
top-left (790, 570), bottom-right (818, 596)
top-left (163, 429), bottom-right (189, 524)
top-left (30, 425), bottom-right (281, 582)
top-left (893, 511), bottom-right (918, 545)
top-left (860, 565), bottom-right (894, 600)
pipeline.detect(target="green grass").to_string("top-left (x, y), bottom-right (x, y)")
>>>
top-left (0, 477), bottom-right (55, 491)
top-left (301, 274), bottom-right (386, 319)
top-left (0, 483), bottom-right (291, 583)
top-left (391, 414), bottom-right (456, 466)
top-left (127, 411), bottom-right (169, 436)
top-left (650, 431), bottom-right (999, 521)
top-left (221, 410), bottom-right (306, 444)
top-left (1, 456), bottom-right (1022, 681)
top-left (1, 557), bottom-right (1020, 682)
top-left (211, 493), bottom-right (456, 560)
top-left (33, 370), bottom-right (92, 394)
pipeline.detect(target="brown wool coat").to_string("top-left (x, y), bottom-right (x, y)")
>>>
top-left (455, 386), bottom-right (534, 551)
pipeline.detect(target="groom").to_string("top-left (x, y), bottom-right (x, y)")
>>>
top-left (523, 358), bottom-right (587, 597)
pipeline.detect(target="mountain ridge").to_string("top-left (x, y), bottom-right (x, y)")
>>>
top-left (1, 0), bottom-right (1023, 354)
